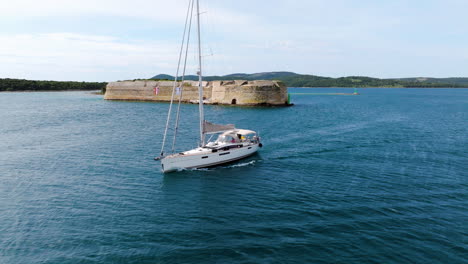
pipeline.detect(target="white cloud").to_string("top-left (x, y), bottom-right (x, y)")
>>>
top-left (0, 0), bottom-right (280, 81)
top-left (0, 0), bottom-right (260, 29)
top-left (0, 0), bottom-right (467, 80)
top-left (0, 33), bottom-right (182, 81)
top-left (1, 0), bottom-right (188, 22)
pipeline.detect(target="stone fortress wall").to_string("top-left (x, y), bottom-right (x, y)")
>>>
top-left (104, 80), bottom-right (289, 106)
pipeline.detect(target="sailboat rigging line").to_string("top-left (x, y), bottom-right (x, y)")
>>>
top-left (159, 0), bottom-right (194, 157)
top-left (171, 0), bottom-right (195, 154)
top-left (157, 0), bottom-right (261, 172)
top-left (196, 0), bottom-right (206, 147)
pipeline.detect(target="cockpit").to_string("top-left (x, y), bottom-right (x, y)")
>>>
top-left (205, 129), bottom-right (258, 148)
top-left (216, 130), bottom-right (257, 144)
top-left (216, 134), bottom-right (239, 144)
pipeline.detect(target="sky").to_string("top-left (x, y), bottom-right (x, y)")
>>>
top-left (0, 0), bottom-right (467, 82)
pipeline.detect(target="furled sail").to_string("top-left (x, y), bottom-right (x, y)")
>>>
top-left (203, 120), bottom-right (235, 134)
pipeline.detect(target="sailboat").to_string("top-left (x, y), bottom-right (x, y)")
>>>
top-left (156, 0), bottom-right (262, 173)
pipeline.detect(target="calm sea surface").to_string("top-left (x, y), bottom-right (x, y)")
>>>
top-left (1, 88), bottom-right (467, 264)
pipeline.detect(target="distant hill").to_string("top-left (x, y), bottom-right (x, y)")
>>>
top-left (151, 72), bottom-right (468, 88)
top-left (152, 71), bottom-right (300, 82)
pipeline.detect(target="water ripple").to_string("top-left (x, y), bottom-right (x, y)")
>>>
top-left (0, 89), bottom-right (467, 264)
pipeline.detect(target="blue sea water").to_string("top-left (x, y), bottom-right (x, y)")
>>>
top-left (0, 88), bottom-right (467, 264)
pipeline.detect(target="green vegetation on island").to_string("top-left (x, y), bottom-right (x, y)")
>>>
top-left (151, 72), bottom-right (468, 88)
top-left (0, 78), bottom-right (107, 93)
top-left (2, 72), bottom-right (467, 93)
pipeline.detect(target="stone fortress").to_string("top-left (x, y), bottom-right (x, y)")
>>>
top-left (104, 80), bottom-right (290, 106)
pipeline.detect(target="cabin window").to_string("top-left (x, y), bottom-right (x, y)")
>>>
top-left (202, 156), bottom-right (208, 159)
top-left (231, 98), bottom-right (237, 105)
top-left (219, 152), bottom-right (230, 156)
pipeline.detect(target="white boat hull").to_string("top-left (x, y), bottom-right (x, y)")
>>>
top-left (160, 143), bottom-right (259, 172)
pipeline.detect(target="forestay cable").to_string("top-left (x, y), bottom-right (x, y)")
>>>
top-left (159, 0), bottom-right (194, 157)
top-left (171, 0), bottom-right (195, 154)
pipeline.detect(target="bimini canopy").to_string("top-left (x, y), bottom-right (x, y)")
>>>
top-left (203, 120), bottom-right (235, 134)
top-left (235, 129), bottom-right (256, 135)
top-left (219, 129), bottom-right (256, 137)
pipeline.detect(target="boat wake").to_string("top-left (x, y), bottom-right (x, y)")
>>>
top-left (172, 160), bottom-right (258, 172)
top-left (222, 160), bottom-right (257, 168)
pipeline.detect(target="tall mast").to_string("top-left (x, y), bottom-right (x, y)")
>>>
top-left (196, 0), bottom-right (205, 147)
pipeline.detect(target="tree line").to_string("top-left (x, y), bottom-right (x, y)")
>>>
top-left (279, 76), bottom-right (465, 88)
top-left (0, 78), bottom-right (107, 93)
